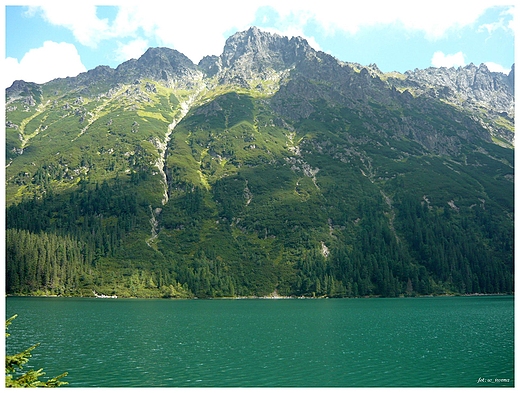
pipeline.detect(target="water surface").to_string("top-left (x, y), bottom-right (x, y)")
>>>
top-left (5, 296), bottom-right (514, 387)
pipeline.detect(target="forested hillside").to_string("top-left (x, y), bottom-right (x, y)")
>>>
top-left (5, 28), bottom-right (514, 298)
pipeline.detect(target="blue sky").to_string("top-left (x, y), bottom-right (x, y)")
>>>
top-left (3, 1), bottom-right (516, 88)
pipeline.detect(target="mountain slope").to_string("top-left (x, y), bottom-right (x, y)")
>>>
top-left (5, 27), bottom-right (514, 298)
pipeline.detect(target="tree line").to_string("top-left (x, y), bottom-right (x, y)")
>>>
top-left (5, 176), bottom-right (513, 298)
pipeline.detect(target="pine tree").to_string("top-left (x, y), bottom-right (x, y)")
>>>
top-left (5, 315), bottom-right (68, 387)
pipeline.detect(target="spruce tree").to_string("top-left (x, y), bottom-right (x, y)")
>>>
top-left (5, 315), bottom-right (68, 387)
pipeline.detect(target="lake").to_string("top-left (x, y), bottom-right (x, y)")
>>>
top-left (5, 296), bottom-right (514, 387)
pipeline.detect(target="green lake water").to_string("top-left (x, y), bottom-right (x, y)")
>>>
top-left (5, 296), bottom-right (514, 387)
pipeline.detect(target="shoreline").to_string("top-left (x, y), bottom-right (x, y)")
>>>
top-left (5, 292), bottom-right (513, 300)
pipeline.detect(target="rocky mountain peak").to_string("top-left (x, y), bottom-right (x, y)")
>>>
top-left (5, 80), bottom-right (42, 105)
top-left (115, 47), bottom-right (202, 88)
top-left (6, 79), bottom-right (40, 97)
top-left (201, 26), bottom-right (315, 86)
top-left (133, 47), bottom-right (195, 71)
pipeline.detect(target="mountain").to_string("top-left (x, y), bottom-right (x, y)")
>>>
top-left (5, 27), bottom-right (514, 298)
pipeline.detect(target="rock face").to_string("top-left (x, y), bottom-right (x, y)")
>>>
top-left (115, 47), bottom-right (203, 89)
top-left (392, 63), bottom-right (515, 146)
top-left (198, 27), bottom-right (314, 85)
top-left (224, 28), bottom-right (310, 74)
top-left (402, 63), bottom-right (515, 116)
top-left (5, 80), bottom-right (42, 104)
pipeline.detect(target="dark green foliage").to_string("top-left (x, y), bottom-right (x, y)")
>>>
top-left (394, 193), bottom-right (513, 294)
top-left (6, 229), bottom-right (92, 295)
top-left (5, 315), bottom-right (68, 387)
top-left (5, 178), bottom-right (142, 296)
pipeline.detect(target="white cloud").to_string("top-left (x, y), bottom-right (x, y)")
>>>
top-left (108, 1), bottom-right (490, 63)
top-left (479, 5), bottom-right (516, 35)
top-left (260, 26), bottom-right (323, 52)
top-left (484, 62), bottom-right (511, 74)
top-left (5, 58), bottom-right (22, 88)
top-left (109, 3), bottom-right (260, 63)
top-left (29, 5), bottom-right (110, 48)
top-left (21, 2), bottom-right (515, 66)
top-left (255, 1), bottom-right (514, 39)
top-left (4, 41), bottom-right (87, 88)
top-left (16, 1), bottom-right (514, 71)
top-left (115, 38), bottom-right (149, 62)
top-left (431, 51), bottom-right (466, 68)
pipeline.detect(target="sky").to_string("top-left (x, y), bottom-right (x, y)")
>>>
top-left (2, 1), bottom-right (516, 88)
